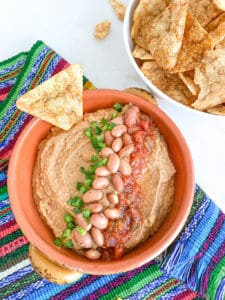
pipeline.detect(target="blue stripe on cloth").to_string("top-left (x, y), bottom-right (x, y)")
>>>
top-left (127, 273), bottom-right (172, 300)
top-left (0, 200), bottom-right (9, 210)
top-left (40, 54), bottom-right (62, 83)
top-left (21, 277), bottom-right (83, 300)
top-left (0, 265), bottom-right (33, 288)
top-left (5, 279), bottom-right (47, 300)
top-left (0, 78), bottom-right (17, 90)
top-left (0, 46), bottom-right (50, 131)
top-left (0, 213), bottom-right (14, 224)
top-left (0, 58), bottom-right (26, 76)
top-left (0, 55), bottom-right (62, 150)
top-left (216, 278), bottom-right (225, 300)
top-left (66, 274), bottom-right (121, 300)
top-left (0, 171), bottom-right (7, 181)
top-left (159, 283), bottom-right (191, 300)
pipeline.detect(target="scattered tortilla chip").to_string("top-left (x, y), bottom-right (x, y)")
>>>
top-left (205, 13), bottom-right (225, 45)
top-left (207, 104), bottom-right (225, 115)
top-left (170, 14), bottom-right (214, 73)
top-left (109, 0), bottom-right (126, 21)
top-left (16, 65), bottom-right (83, 130)
top-left (131, 0), bottom-right (168, 49)
top-left (213, 0), bottom-right (225, 10)
top-left (94, 20), bottom-right (111, 39)
top-left (192, 49), bottom-right (225, 110)
top-left (188, 0), bottom-right (223, 27)
top-left (178, 70), bottom-right (200, 96)
top-left (141, 61), bottom-right (195, 106)
top-left (143, 0), bottom-right (188, 70)
top-left (132, 45), bottom-right (153, 60)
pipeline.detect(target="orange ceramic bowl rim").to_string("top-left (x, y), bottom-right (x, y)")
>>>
top-left (8, 89), bottom-right (194, 275)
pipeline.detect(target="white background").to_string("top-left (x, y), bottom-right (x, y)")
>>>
top-left (1, 0), bottom-right (225, 211)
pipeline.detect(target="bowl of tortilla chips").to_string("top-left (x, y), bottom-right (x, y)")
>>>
top-left (123, 0), bottom-right (225, 118)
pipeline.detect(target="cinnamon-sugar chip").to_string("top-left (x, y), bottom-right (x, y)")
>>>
top-left (192, 49), bottom-right (225, 111)
top-left (170, 14), bottom-right (214, 73)
top-left (16, 65), bottom-right (83, 130)
top-left (145, 0), bottom-right (188, 70)
top-left (213, 0), bottom-right (225, 10)
top-left (109, 0), bottom-right (126, 20)
top-left (178, 70), bottom-right (200, 96)
top-left (205, 13), bottom-right (225, 45)
top-left (215, 37), bottom-right (225, 49)
top-left (94, 20), bottom-right (111, 39)
top-left (132, 45), bottom-right (153, 60)
top-left (141, 61), bottom-right (195, 106)
top-left (207, 104), bottom-right (225, 115)
top-left (189, 0), bottom-right (223, 27)
top-left (131, 0), bottom-right (168, 49)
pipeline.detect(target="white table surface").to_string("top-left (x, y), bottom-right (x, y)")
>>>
top-left (1, 0), bottom-right (225, 212)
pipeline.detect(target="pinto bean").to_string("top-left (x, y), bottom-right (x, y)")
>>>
top-left (85, 203), bottom-right (103, 213)
top-left (107, 153), bottom-right (120, 173)
top-left (90, 213), bottom-right (108, 229)
top-left (85, 249), bottom-right (101, 260)
top-left (122, 133), bottom-right (133, 145)
top-left (124, 106), bottom-right (139, 128)
top-left (92, 177), bottom-right (109, 189)
top-left (112, 173), bottom-right (124, 192)
top-left (111, 125), bottom-right (127, 138)
top-left (107, 193), bottom-right (119, 205)
top-left (118, 144), bottom-right (134, 158)
top-left (95, 166), bottom-right (111, 177)
top-left (73, 230), bottom-right (92, 248)
top-left (91, 227), bottom-right (104, 246)
top-left (112, 137), bottom-right (123, 152)
top-left (119, 159), bottom-right (132, 176)
top-left (74, 213), bottom-right (91, 230)
top-left (104, 208), bottom-right (120, 219)
top-left (83, 189), bottom-right (103, 203)
top-left (111, 116), bottom-right (124, 125)
top-left (101, 147), bottom-right (114, 157)
top-left (104, 131), bottom-right (114, 146)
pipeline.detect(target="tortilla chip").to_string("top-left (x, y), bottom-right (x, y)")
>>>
top-left (94, 20), bottom-right (111, 39)
top-left (188, 0), bottom-right (223, 27)
top-left (192, 49), bottom-right (225, 110)
top-left (131, 0), bottom-right (168, 49)
top-left (213, 0), bottom-right (225, 10)
top-left (109, 0), bottom-right (126, 20)
top-left (207, 104), bottom-right (225, 115)
top-left (132, 45), bottom-right (153, 60)
top-left (144, 0), bottom-right (188, 70)
top-left (16, 65), bottom-right (83, 130)
top-left (170, 14), bottom-right (214, 73)
top-left (141, 61), bottom-right (195, 106)
top-left (178, 70), bottom-right (200, 96)
top-left (215, 37), bottom-right (225, 49)
top-left (205, 13), bottom-right (225, 44)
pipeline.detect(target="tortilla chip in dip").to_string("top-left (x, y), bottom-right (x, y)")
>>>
top-left (16, 64), bottom-right (83, 130)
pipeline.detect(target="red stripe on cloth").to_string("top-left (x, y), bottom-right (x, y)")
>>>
top-left (0, 85), bottom-right (12, 96)
top-left (0, 221), bottom-right (19, 239)
top-left (147, 279), bottom-right (180, 299)
top-left (0, 93), bottom-right (9, 101)
top-left (173, 290), bottom-right (198, 300)
top-left (52, 59), bottom-right (70, 76)
top-left (0, 236), bottom-right (28, 257)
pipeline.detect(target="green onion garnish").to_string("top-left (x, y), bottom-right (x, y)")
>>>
top-left (85, 128), bottom-right (92, 138)
top-left (68, 196), bottom-right (83, 207)
top-left (64, 239), bottom-right (73, 248)
top-left (111, 111), bottom-right (118, 119)
top-left (82, 208), bottom-right (91, 219)
top-left (64, 213), bottom-right (73, 223)
top-left (113, 103), bottom-right (123, 112)
top-left (54, 237), bottom-right (63, 247)
top-left (73, 207), bottom-right (81, 214)
top-left (76, 226), bottom-right (87, 236)
top-left (67, 222), bottom-right (76, 230)
top-left (62, 228), bottom-right (72, 239)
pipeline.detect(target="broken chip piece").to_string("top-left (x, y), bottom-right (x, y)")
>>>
top-left (94, 20), bottom-right (111, 40)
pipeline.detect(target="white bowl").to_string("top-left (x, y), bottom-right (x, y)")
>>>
top-left (123, 0), bottom-right (225, 121)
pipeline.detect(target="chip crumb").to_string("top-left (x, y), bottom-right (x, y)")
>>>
top-left (94, 20), bottom-right (111, 40)
top-left (132, 45), bottom-right (153, 60)
top-left (109, 0), bottom-right (127, 21)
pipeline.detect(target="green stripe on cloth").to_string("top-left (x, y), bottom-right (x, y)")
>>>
top-left (208, 256), bottom-right (225, 300)
top-left (0, 52), bottom-right (27, 69)
top-left (1, 244), bottom-right (29, 270)
top-left (0, 229), bottom-right (23, 247)
top-left (99, 263), bottom-right (162, 299)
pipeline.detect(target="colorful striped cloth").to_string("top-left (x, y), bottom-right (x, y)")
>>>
top-left (0, 40), bottom-right (224, 300)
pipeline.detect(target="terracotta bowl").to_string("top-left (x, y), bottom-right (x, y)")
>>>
top-left (8, 89), bottom-right (194, 275)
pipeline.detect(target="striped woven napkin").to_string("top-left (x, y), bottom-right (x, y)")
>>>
top-left (0, 41), bottom-right (224, 300)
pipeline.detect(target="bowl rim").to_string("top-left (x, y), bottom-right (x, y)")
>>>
top-left (123, 0), bottom-right (225, 121)
top-left (8, 89), bottom-right (195, 274)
